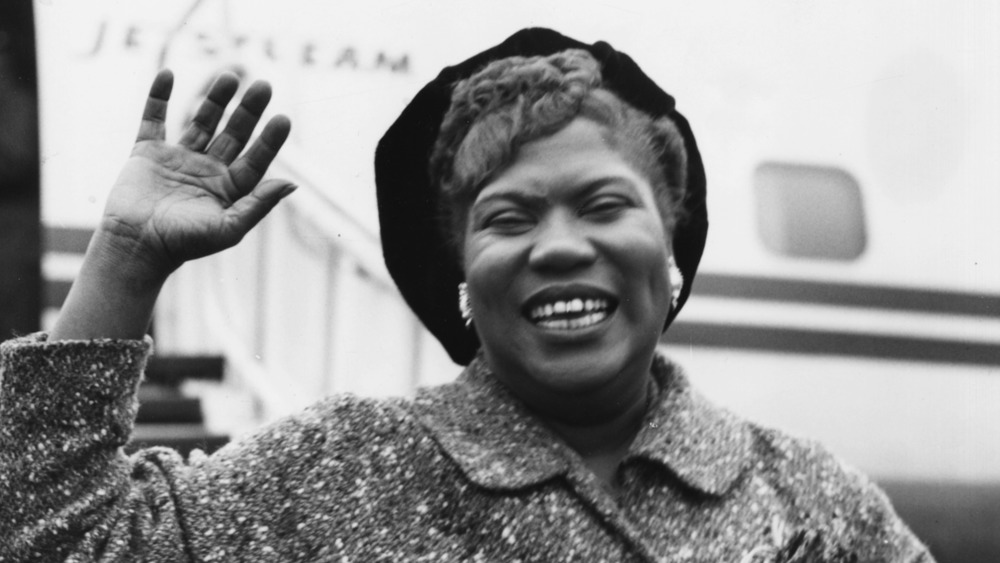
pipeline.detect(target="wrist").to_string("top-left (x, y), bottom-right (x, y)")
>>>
top-left (49, 228), bottom-right (168, 341)
top-left (90, 217), bottom-right (176, 291)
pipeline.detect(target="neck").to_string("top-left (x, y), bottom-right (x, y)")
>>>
top-left (540, 382), bottom-right (650, 458)
top-left (542, 380), bottom-right (650, 492)
top-left (485, 353), bottom-right (656, 488)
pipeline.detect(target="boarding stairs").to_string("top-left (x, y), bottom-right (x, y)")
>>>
top-left (130, 354), bottom-right (230, 456)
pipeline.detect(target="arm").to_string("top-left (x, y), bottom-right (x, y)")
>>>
top-left (1, 70), bottom-right (295, 560)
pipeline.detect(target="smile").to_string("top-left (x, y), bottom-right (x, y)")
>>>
top-left (526, 297), bottom-right (616, 330)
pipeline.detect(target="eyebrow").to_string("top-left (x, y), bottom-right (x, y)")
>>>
top-left (472, 190), bottom-right (547, 209)
top-left (473, 175), bottom-right (641, 208)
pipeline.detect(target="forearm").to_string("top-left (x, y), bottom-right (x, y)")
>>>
top-left (50, 226), bottom-right (170, 342)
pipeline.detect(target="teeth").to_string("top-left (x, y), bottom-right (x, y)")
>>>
top-left (530, 298), bottom-right (610, 322)
top-left (537, 311), bottom-right (609, 330)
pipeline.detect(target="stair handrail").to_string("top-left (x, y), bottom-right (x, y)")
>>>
top-left (267, 147), bottom-right (394, 289)
top-left (163, 140), bottom-right (432, 424)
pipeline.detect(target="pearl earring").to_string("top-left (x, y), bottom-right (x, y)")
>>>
top-left (668, 255), bottom-right (684, 310)
top-left (458, 282), bottom-right (473, 328)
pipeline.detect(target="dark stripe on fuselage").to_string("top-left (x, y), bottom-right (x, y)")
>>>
top-left (664, 321), bottom-right (1000, 366)
top-left (693, 273), bottom-right (1000, 319)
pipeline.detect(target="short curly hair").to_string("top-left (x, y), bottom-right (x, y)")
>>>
top-left (429, 48), bottom-right (689, 251)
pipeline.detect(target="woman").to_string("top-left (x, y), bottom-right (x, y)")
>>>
top-left (0, 29), bottom-right (931, 562)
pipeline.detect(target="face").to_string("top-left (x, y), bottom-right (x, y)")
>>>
top-left (462, 118), bottom-right (675, 406)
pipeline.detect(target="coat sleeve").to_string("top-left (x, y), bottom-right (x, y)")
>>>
top-left (0, 334), bottom-right (418, 562)
top-left (0, 333), bottom-right (196, 561)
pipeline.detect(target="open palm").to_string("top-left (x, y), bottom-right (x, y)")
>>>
top-left (101, 70), bottom-right (294, 276)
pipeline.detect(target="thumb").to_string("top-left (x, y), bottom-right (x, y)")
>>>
top-left (225, 179), bottom-right (297, 234)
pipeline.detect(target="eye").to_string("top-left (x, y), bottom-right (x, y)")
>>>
top-left (481, 209), bottom-right (535, 233)
top-left (580, 195), bottom-right (632, 219)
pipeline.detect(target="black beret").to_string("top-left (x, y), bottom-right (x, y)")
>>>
top-left (375, 27), bottom-right (708, 365)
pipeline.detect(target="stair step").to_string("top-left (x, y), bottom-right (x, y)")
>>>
top-left (145, 355), bottom-right (225, 386)
top-left (44, 226), bottom-right (92, 254)
top-left (128, 424), bottom-right (229, 456)
top-left (136, 396), bottom-right (204, 424)
top-left (137, 383), bottom-right (184, 401)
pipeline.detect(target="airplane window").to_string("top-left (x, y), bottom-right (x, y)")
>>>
top-left (754, 162), bottom-right (867, 261)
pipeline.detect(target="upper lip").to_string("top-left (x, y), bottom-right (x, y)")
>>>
top-left (521, 283), bottom-right (618, 316)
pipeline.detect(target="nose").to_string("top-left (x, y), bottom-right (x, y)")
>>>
top-left (527, 212), bottom-right (597, 272)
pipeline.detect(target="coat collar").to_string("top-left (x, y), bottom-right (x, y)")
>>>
top-left (411, 352), bottom-right (751, 496)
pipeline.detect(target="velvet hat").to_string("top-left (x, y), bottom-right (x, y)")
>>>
top-left (375, 27), bottom-right (708, 365)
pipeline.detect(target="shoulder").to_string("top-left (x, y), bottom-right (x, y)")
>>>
top-left (653, 354), bottom-right (930, 560)
top-left (746, 422), bottom-right (881, 512)
top-left (743, 423), bottom-right (932, 561)
top-left (747, 424), bottom-right (853, 487)
top-left (179, 393), bottom-right (455, 513)
top-left (213, 394), bottom-right (425, 463)
top-left (653, 353), bottom-right (898, 521)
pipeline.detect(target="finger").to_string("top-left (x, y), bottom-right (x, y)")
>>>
top-left (136, 69), bottom-right (174, 142)
top-left (228, 115), bottom-right (291, 194)
top-left (205, 80), bottom-right (272, 165)
top-left (224, 178), bottom-right (297, 239)
top-left (178, 72), bottom-right (240, 152)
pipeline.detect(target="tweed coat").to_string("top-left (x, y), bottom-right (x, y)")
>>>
top-left (0, 334), bottom-right (932, 562)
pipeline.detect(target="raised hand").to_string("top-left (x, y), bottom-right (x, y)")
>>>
top-left (101, 69), bottom-right (295, 279)
top-left (51, 70), bottom-right (295, 341)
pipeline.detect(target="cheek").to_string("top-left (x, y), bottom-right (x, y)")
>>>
top-left (462, 236), bottom-right (524, 310)
top-left (616, 217), bottom-right (668, 263)
top-left (608, 220), bottom-right (672, 303)
top-left (639, 248), bottom-right (673, 305)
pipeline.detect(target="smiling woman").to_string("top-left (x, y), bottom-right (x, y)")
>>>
top-left (0, 28), bottom-right (935, 562)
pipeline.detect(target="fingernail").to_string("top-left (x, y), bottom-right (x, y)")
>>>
top-left (279, 184), bottom-right (299, 199)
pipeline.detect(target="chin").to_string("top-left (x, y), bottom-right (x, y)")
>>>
top-left (525, 341), bottom-right (654, 396)
top-left (536, 356), bottom-right (622, 394)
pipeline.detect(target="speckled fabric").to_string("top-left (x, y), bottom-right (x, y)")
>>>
top-left (0, 334), bottom-right (933, 562)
